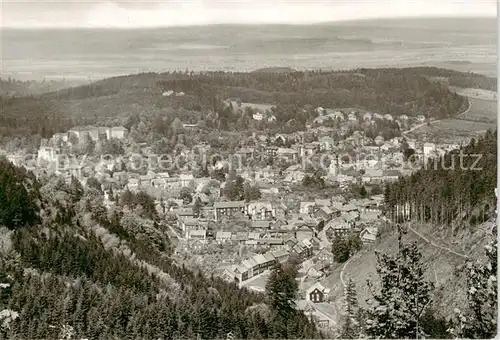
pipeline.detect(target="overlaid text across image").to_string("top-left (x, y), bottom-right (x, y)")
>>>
top-left (0, 1), bottom-right (497, 339)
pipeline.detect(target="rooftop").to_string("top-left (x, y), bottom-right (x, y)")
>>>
top-left (214, 201), bottom-right (245, 209)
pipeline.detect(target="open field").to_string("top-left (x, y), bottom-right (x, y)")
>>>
top-left (453, 87), bottom-right (497, 101)
top-left (458, 97), bottom-right (497, 123)
top-left (407, 96), bottom-right (496, 143)
top-left (408, 119), bottom-right (495, 143)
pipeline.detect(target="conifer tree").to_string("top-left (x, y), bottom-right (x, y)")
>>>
top-left (365, 226), bottom-right (433, 338)
top-left (449, 234), bottom-right (497, 338)
top-left (341, 277), bottom-right (361, 339)
top-left (265, 256), bottom-right (300, 318)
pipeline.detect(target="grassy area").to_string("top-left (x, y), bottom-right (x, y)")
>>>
top-left (458, 98), bottom-right (497, 122)
top-left (408, 119), bottom-right (494, 143)
top-left (453, 87), bottom-right (497, 101)
top-left (407, 97), bottom-right (496, 143)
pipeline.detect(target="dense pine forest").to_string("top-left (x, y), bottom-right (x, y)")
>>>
top-left (0, 157), bottom-right (320, 339)
top-left (1, 67), bottom-right (492, 142)
top-left (384, 130), bottom-right (497, 225)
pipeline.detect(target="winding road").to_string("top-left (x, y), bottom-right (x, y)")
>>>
top-left (402, 98), bottom-right (472, 136)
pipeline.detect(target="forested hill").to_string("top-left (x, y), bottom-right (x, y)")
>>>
top-left (0, 157), bottom-right (319, 339)
top-left (384, 130), bottom-right (497, 226)
top-left (0, 67), bottom-right (490, 143)
top-left (0, 78), bottom-right (73, 97)
top-left (405, 67), bottom-right (497, 91)
top-left (155, 67), bottom-right (469, 118)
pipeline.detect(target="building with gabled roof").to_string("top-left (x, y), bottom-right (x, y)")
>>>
top-left (214, 200), bottom-right (245, 220)
top-left (270, 249), bottom-right (289, 263)
top-left (306, 282), bottom-right (331, 303)
top-left (360, 226), bottom-right (379, 244)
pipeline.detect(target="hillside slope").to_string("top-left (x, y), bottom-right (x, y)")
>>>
top-left (2, 67), bottom-right (492, 143)
top-left (0, 158), bottom-right (319, 339)
top-left (320, 131), bottom-right (497, 334)
top-left (320, 220), bottom-right (493, 327)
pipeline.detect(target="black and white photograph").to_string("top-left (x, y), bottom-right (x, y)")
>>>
top-left (0, 1), bottom-right (498, 339)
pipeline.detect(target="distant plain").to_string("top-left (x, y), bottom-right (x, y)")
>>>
top-left (1, 17), bottom-right (496, 82)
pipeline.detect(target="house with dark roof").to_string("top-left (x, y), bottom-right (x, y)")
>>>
top-left (177, 208), bottom-right (196, 220)
top-left (256, 238), bottom-right (283, 246)
top-left (306, 282), bottom-right (331, 303)
top-left (251, 220), bottom-right (272, 230)
top-left (301, 239), bottom-right (314, 258)
top-left (324, 219), bottom-right (351, 238)
top-left (214, 201), bottom-right (246, 220)
top-left (314, 206), bottom-right (334, 221)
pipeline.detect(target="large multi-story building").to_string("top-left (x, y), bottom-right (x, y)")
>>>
top-left (214, 201), bottom-right (246, 220)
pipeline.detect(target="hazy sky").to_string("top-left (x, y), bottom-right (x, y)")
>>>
top-left (1, 0), bottom-right (497, 28)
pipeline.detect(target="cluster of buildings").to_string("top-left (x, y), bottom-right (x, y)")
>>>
top-left (58, 125), bottom-right (127, 143)
top-left (223, 248), bottom-right (290, 283)
top-left (0, 91), bottom-right (479, 334)
top-left (174, 194), bottom-right (385, 287)
top-left (37, 125), bottom-right (127, 164)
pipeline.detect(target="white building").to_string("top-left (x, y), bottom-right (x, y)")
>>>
top-left (423, 142), bottom-right (436, 156)
top-left (68, 126), bottom-right (127, 141)
top-left (253, 113), bottom-right (264, 121)
top-left (107, 127), bottom-right (127, 140)
top-left (37, 146), bottom-right (59, 163)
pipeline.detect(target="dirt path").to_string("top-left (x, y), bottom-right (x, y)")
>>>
top-left (403, 122), bottom-right (429, 135)
top-left (340, 258), bottom-right (350, 288)
top-left (406, 225), bottom-right (469, 259)
top-left (457, 98), bottom-right (473, 118)
top-left (340, 252), bottom-right (360, 288)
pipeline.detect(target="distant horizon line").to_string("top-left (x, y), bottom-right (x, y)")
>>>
top-left (1, 15), bottom-right (496, 30)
